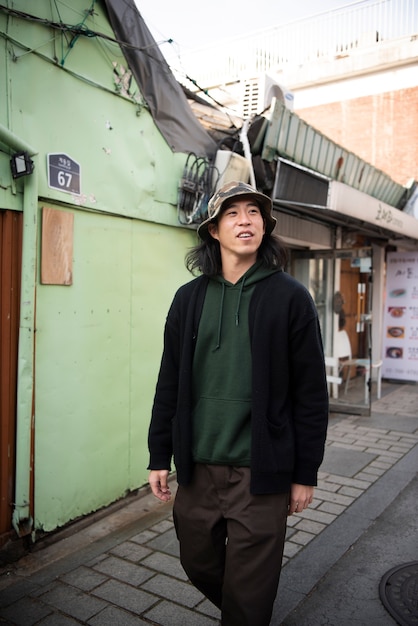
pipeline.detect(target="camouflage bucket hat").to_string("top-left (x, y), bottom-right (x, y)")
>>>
top-left (197, 180), bottom-right (276, 241)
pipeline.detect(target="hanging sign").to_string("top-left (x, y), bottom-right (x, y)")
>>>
top-left (382, 251), bottom-right (418, 381)
top-left (48, 153), bottom-right (81, 196)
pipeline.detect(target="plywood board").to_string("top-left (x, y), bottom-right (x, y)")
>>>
top-left (41, 207), bottom-right (74, 285)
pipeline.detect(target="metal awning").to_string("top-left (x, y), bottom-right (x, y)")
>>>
top-left (272, 158), bottom-right (418, 247)
top-left (261, 98), bottom-right (408, 209)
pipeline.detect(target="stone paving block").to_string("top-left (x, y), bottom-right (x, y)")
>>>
top-left (294, 519), bottom-right (326, 535)
top-left (85, 553), bottom-right (108, 568)
top-left (370, 460), bottom-right (392, 470)
top-left (92, 579), bottom-right (156, 614)
top-left (145, 528), bottom-right (180, 557)
top-left (197, 598), bottom-right (221, 620)
top-left (29, 581), bottom-right (55, 599)
top-left (145, 599), bottom-right (219, 625)
top-left (400, 429), bottom-right (417, 439)
top-left (0, 596), bottom-right (52, 625)
top-left (141, 573), bottom-right (203, 608)
top-left (289, 531), bottom-right (315, 546)
top-left (321, 447), bottom-right (377, 478)
top-left (328, 442), bottom-right (367, 452)
top-left (389, 444), bottom-right (415, 453)
top-left (353, 435), bottom-right (380, 444)
top-left (365, 441), bottom-right (392, 451)
top-left (308, 498), bottom-right (321, 509)
top-left (358, 466), bottom-right (386, 477)
top-left (37, 614), bottom-right (81, 625)
top-left (371, 454), bottom-right (400, 465)
top-left (376, 433), bottom-right (401, 442)
top-left (150, 520), bottom-right (174, 534)
top-left (87, 604), bottom-right (150, 625)
top-left (312, 488), bottom-right (355, 506)
top-left (367, 447), bottom-right (402, 461)
top-left (317, 501), bottom-right (346, 515)
top-left (285, 526), bottom-right (297, 540)
top-left (298, 508), bottom-right (336, 525)
top-left (93, 555), bottom-right (154, 586)
top-left (317, 471), bottom-right (329, 480)
top-left (110, 541), bottom-right (152, 562)
top-left (141, 552), bottom-right (188, 581)
top-left (355, 471), bottom-right (379, 482)
top-left (323, 475), bottom-right (371, 489)
top-left (130, 529), bottom-right (158, 544)
top-left (327, 434), bottom-right (358, 444)
top-left (283, 541), bottom-right (303, 559)
top-left (59, 565), bottom-right (108, 591)
top-left (338, 486), bottom-right (363, 498)
top-left (38, 582), bottom-right (107, 621)
top-left (0, 579), bottom-right (40, 607)
top-left (315, 480), bottom-right (340, 493)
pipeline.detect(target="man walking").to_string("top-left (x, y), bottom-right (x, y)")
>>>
top-left (148, 180), bottom-right (329, 625)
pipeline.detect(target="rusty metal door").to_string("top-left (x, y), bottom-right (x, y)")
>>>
top-left (0, 210), bottom-right (22, 544)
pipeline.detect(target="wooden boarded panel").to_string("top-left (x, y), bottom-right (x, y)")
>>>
top-left (41, 207), bottom-right (74, 285)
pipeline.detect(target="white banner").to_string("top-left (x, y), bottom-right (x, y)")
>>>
top-left (382, 251), bottom-right (418, 381)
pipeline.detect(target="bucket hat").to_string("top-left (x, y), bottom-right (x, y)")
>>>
top-left (197, 180), bottom-right (276, 241)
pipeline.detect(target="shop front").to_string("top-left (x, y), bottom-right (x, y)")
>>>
top-left (271, 161), bottom-right (418, 415)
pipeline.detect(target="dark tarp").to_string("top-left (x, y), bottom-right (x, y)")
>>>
top-left (103, 0), bottom-right (217, 157)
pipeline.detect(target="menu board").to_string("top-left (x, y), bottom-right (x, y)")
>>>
top-left (382, 251), bottom-right (418, 381)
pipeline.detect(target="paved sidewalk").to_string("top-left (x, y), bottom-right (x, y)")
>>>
top-left (0, 382), bottom-right (417, 625)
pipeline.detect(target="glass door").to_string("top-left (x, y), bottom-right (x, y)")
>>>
top-left (290, 247), bottom-right (374, 416)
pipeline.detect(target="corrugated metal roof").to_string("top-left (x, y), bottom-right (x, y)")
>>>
top-left (261, 98), bottom-right (406, 209)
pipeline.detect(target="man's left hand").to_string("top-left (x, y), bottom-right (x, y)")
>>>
top-left (288, 483), bottom-right (314, 515)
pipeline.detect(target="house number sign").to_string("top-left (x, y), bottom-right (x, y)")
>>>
top-left (48, 153), bottom-right (81, 196)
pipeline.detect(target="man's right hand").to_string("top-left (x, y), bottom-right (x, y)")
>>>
top-left (148, 469), bottom-right (172, 502)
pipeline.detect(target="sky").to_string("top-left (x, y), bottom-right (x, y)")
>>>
top-left (134, 0), bottom-right (357, 54)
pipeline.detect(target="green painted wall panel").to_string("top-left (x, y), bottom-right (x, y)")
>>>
top-left (1, 0), bottom-right (204, 533)
top-left (35, 206), bottom-right (194, 530)
top-left (0, 1), bottom-right (188, 225)
top-left (128, 221), bottom-right (196, 490)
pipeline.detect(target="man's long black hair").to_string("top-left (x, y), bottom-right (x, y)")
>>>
top-left (185, 229), bottom-right (288, 277)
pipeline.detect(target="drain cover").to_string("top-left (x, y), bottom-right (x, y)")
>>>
top-left (379, 562), bottom-right (418, 626)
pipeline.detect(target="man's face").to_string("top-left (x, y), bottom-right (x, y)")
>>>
top-left (208, 196), bottom-right (265, 265)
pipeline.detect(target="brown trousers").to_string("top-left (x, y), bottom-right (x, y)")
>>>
top-left (173, 464), bottom-right (289, 626)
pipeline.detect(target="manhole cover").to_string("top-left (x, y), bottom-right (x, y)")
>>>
top-left (379, 562), bottom-right (418, 626)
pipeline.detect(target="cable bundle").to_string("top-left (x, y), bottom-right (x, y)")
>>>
top-left (177, 153), bottom-right (219, 225)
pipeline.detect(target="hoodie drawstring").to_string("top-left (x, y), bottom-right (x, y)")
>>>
top-left (235, 277), bottom-right (246, 327)
top-left (214, 282), bottom-right (225, 351)
top-left (214, 277), bottom-right (247, 350)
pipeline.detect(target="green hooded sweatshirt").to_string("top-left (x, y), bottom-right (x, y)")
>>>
top-left (192, 261), bottom-right (279, 465)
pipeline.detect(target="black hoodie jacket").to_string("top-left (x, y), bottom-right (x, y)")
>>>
top-left (148, 270), bottom-right (329, 495)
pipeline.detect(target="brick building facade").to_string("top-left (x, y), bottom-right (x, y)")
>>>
top-left (297, 86), bottom-right (418, 188)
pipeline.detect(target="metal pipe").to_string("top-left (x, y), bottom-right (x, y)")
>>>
top-left (0, 124), bottom-right (37, 155)
top-left (239, 118), bottom-right (256, 187)
top-left (0, 123), bottom-right (38, 537)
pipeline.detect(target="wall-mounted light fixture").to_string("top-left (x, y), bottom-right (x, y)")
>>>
top-left (10, 151), bottom-right (34, 178)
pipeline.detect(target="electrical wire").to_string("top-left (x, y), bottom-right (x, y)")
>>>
top-left (177, 153), bottom-right (219, 225)
top-left (60, 0), bottom-right (96, 65)
top-left (0, 4), bottom-right (172, 61)
top-left (0, 29), bottom-right (143, 105)
top-left (0, 3), bottom-right (242, 116)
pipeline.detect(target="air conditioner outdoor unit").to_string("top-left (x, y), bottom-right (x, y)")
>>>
top-left (241, 74), bottom-right (294, 119)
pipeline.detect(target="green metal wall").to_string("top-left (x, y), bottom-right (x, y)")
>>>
top-left (0, 1), bottom-right (201, 533)
top-left (0, 1), bottom-right (185, 224)
top-left (35, 206), bottom-right (193, 530)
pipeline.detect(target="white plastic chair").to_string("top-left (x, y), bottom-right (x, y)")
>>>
top-left (335, 330), bottom-right (382, 403)
top-left (325, 356), bottom-right (342, 399)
